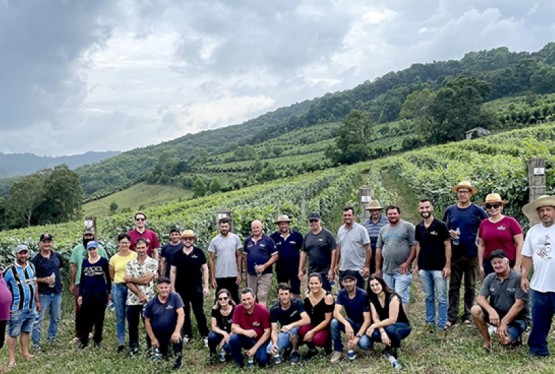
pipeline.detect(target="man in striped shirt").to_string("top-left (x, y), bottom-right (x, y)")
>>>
top-left (4, 244), bottom-right (40, 369)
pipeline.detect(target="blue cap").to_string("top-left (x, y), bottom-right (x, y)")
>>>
top-left (86, 241), bottom-right (98, 250)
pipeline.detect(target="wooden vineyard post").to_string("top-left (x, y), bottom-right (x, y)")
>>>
top-left (528, 158), bottom-right (546, 202)
top-left (359, 186), bottom-right (374, 221)
top-left (217, 210), bottom-right (233, 226)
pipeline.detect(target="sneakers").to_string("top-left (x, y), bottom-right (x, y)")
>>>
top-left (330, 351), bottom-right (342, 363)
top-left (183, 335), bottom-right (191, 345)
top-left (78, 342), bottom-right (88, 350)
top-left (203, 336), bottom-right (209, 347)
top-left (117, 345), bottom-right (125, 353)
top-left (290, 350), bottom-right (300, 365)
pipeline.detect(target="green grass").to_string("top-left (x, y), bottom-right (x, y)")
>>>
top-left (82, 183), bottom-right (194, 217)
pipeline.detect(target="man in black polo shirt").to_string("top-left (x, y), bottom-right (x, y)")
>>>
top-left (471, 250), bottom-right (528, 352)
top-left (271, 215), bottom-right (304, 299)
top-left (170, 230), bottom-right (210, 345)
top-left (415, 199), bottom-right (451, 338)
top-left (267, 283), bottom-right (310, 365)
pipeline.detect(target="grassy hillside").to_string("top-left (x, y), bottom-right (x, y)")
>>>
top-left (82, 183), bottom-right (194, 218)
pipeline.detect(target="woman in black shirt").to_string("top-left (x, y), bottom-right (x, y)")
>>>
top-left (208, 289), bottom-right (235, 361)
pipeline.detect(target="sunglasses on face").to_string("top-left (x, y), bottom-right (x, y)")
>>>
top-left (309, 219), bottom-right (318, 223)
top-left (457, 190), bottom-right (471, 194)
top-left (218, 297), bottom-right (229, 301)
top-left (485, 203), bottom-right (501, 209)
top-left (135, 217), bottom-right (146, 221)
top-left (87, 247), bottom-right (97, 251)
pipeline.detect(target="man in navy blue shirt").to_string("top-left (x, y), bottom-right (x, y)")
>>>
top-left (144, 277), bottom-right (184, 370)
top-left (330, 270), bottom-right (371, 363)
top-left (443, 181), bottom-right (488, 327)
top-left (244, 220), bottom-right (278, 306)
top-left (271, 215), bottom-right (303, 298)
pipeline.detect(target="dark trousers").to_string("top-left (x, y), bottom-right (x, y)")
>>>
top-left (74, 286), bottom-right (85, 338)
top-left (276, 261), bottom-right (301, 295)
top-left (448, 256), bottom-right (478, 324)
top-left (178, 287), bottom-right (209, 338)
top-left (79, 292), bottom-right (107, 345)
top-left (0, 320), bottom-right (6, 349)
top-left (155, 332), bottom-right (183, 358)
top-left (216, 277), bottom-right (240, 304)
top-left (127, 304), bottom-right (151, 350)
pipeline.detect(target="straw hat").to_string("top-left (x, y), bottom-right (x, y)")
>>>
top-left (365, 200), bottom-right (382, 210)
top-left (451, 180), bottom-right (478, 194)
top-left (480, 193), bottom-right (508, 206)
top-left (181, 229), bottom-right (197, 239)
top-left (522, 195), bottom-right (555, 225)
top-left (274, 214), bottom-right (292, 224)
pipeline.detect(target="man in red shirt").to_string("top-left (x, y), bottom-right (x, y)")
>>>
top-left (230, 288), bottom-right (271, 368)
top-left (128, 212), bottom-right (160, 262)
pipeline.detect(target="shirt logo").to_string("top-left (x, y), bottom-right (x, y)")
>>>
top-left (497, 225), bottom-right (507, 231)
top-left (166, 305), bottom-right (174, 310)
top-left (429, 230), bottom-right (438, 236)
top-left (253, 321), bottom-right (260, 327)
top-left (535, 235), bottom-right (552, 260)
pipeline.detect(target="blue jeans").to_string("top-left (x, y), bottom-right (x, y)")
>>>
top-left (229, 334), bottom-right (269, 367)
top-left (331, 318), bottom-right (372, 352)
top-left (32, 292), bottom-right (62, 346)
top-left (266, 327), bottom-right (300, 353)
top-left (112, 284), bottom-right (128, 346)
top-left (419, 270), bottom-right (448, 330)
top-left (369, 323), bottom-right (411, 348)
top-left (383, 272), bottom-right (412, 305)
top-left (207, 331), bottom-right (231, 354)
top-left (528, 290), bottom-right (555, 356)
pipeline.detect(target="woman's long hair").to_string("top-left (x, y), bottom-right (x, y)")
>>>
top-left (366, 274), bottom-right (395, 306)
top-left (213, 288), bottom-right (236, 310)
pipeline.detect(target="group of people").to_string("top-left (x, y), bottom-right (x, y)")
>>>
top-left (1, 181), bottom-right (555, 370)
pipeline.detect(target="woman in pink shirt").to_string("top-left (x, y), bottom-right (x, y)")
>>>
top-left (477, 193), bottom-right (523, 277)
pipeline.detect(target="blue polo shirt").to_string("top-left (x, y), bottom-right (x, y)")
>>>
top-left (4, 262), bottom-right (37, 311)
top-left (270, 230), bottom-right (303, 267)
top-left (363, 215), bottom-right (388, 250)
top-left (443, 203), bottom-right (488, 258)
top-left (244, 234), bottom-right (277, 275)
top-left (336, 287), bottom-right (369, 325)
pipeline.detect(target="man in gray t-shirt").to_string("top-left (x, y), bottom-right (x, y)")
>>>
top-left (336, 207), bottom-right (371, 289)
top-left (376, 204), bottom-right (416, 312)
top-left (208, 218), bottom-right (243, 303)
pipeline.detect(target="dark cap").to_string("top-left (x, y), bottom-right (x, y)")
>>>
top-left (340, 270), bottom-right (359, 282)
top-left (157, 276), bottom-right (171, 285)
top-left (489, 249), bottom-right (507, 261)
top-left (308, 212), bottom-right (321, 220)
top-left (169, 227), bottom-right (180, 234)
top-left (40, 233), bottom-right (53, 242)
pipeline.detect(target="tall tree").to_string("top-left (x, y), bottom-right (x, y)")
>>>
top-left (8, 173), bottom-right (46, 227)
top-left (36, 165), bottom-right (83, 224)
top-left (326, 109), bottom-right (373, 164)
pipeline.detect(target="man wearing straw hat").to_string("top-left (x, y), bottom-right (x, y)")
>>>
top-left (271, 215), bottom-right (303, 299)
top-left (443, 181), bottom-right (488, 328)
top-left (521, 195), bottom-right (555, 357)
top-left (363, 200), bottom-right (388, 275)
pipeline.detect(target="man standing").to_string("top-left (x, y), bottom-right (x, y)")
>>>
top-left (443, 181), bottom-right (488, 327)
top-left (160, 227), bottom-right (183, 278)
top-left (415, 199), bottom-right (451, 337)
top-left (267, 283), bottom-right (310, 365)
top-left (31, 233), bottom-right (63, 349)
top-left (243, 220), bottom-right (278, 306)
top-left (128, 211), bottom-right (160, 261)
top-left (69, 227), bottom-right (108, 343)
top-left (4, 244), bottom-right (40, 369)
top-left (363, 200), bottom-right (388, 275)
top-left (376, 205), bottom-right (416, 314)
top-left (230, 288), bottom-right (271, 368)
top-left (144, 277), bottom-right (184, 370)
top-left (471, 250), bottom-right (528, 352)
top-left (271, 215), bottom-right (303, 298)
top-left (170, 230), bottom-right (210, 344)
top-left (125, 238), bottom-right (158, 355)
top-left (330, 270), bottom-right (372, 363)
top-left (298, 212), bottom-right (337, 292)
top-left (336, 207), bottom-right (371, 289)
top-left (208, 218), bottom-right (243, 304)
top-left (521, 195), bottom-right (555, 356)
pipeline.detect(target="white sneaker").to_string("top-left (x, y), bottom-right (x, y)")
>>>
top-left (330, 351), bottom-right (342, 363)
top-left (203, 336), bottom-right (208, 347)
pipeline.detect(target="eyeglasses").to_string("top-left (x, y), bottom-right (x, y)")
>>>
top-left (218, 297), bottom-right (229, 301)
top-left (183, 238), bottom-right (194, 241)
top-left (136, 218), bottom-right (146, 221)
top-left (485, 203), bottom-right (501, 209)
top-left (457, 190), bottom-right (471, 194)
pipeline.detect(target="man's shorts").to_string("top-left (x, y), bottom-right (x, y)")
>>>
top-left (9, 309), bottom-right (36, 337)
top-left (479, 306), bottom-right (527, 343)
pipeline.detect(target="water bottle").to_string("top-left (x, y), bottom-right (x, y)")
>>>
top-left (49, 272), bottom-right (56, 288)
top-left (488, 325), bottom-right (497, 336)
top-left (247, 356), bottom-right (254, 368)
top-left (219, 348), bottom-right (226, 363)
top-left (385, 352), bottom-right (402, 371)
top-left (347, 349), bottom-right (356, 360)
top-left (108, 301), bottom-right (115, 312)
top-left (153, 347), bottom-right (161, 361)
top-left (273, 353), bottom-right (282, 364)
top-left (452, 228), bottom-right (461, 246)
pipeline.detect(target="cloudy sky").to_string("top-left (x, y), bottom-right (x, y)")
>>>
top-left (1, 0), bottom-right (554, 156)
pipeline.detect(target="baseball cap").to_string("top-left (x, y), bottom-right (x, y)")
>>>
top-left (40, 233), bottom-right (53, 242)
top-left (308, 212), bottom-right (321, 220)
top-left (86, 241), bottom-right (99, 250)
top-left (15, 244), bottom-right (29, 253)
top-left (489, 249), bottom-right (507, 261)
top-left (340, 270), bottom-right (358, 282)
top-left (157, 276), bottom-right (171, 285)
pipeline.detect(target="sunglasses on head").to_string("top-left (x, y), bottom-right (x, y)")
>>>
top-left (485, 203), bottom-right (501, 209)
